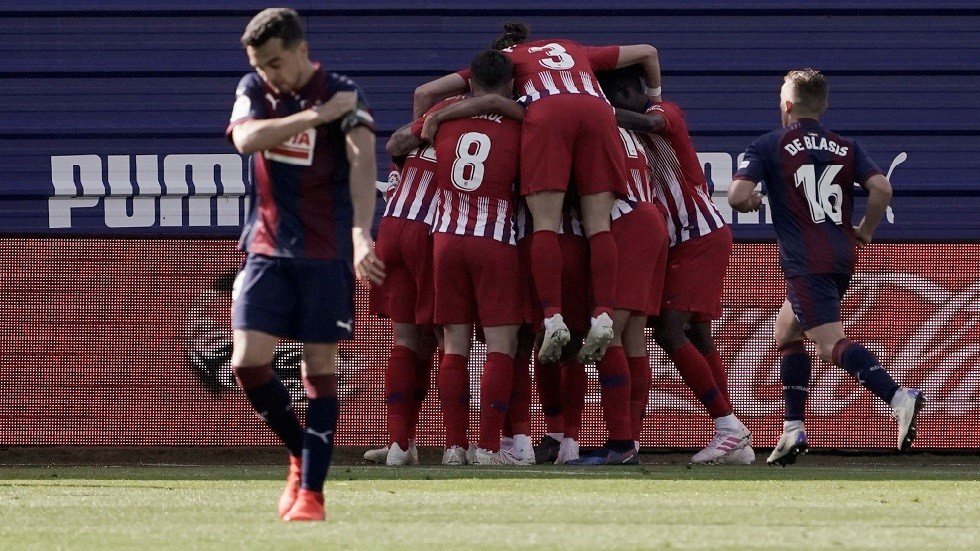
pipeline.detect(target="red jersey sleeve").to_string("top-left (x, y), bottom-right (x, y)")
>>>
top-left (646, 102), bottom-right (677, 135)
top-left (457, 68), bottom-right (472, 82)
top-left (409, 96), bottom-right (464, 138)
top-left (583, 45), bottom-right (620, 72)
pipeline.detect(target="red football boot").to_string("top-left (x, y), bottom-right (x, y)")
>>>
top-left (277, 456), bottom-right (302, 518)
top-left (283, 489), bottom-right (326, 522)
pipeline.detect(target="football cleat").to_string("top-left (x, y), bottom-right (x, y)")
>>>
top-left (442, 445), bottom-right (468, 466)
top-left (555, 437), bottom-right (580, 465)
top-left (277, 455), bottom-right (302, 518)
top-left (407, 439), bottom-right (420, 465)
top-left (891, 388), bottom-right (926, 451)
top-left (499, 436), bottom-right (515, 455)
top-left (466, 443), bottom-right (477, 464)
top-left (565, 446), bottom-right (638, 466)
top-left (539, 314), bottom-right (571, 364)
top-left (578, 313), bottom-right (615, 363)
top-left (385, 441), bottom-right (414, 466)
top-left (534, 434), bottom-right (562, 464)
top-left (472, 447), bottom-right (507, 465)
top-left (691, 425), bottom-right (752, 464)
top-left (718, 445), bottom-right (756, 465)
top-left (363, 446), bottom-right (389, 464)
top-left (282, 489), bottom-right (326, 522)
top-left (766, 426), bottom-right (808, 466)
top-left (505, 434), bottom-right (536, 465)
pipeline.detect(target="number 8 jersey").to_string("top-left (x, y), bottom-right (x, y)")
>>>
top-left (734, 118), bottom-right (883, 277)
top-left (413, 96), bottom-right (522, 244)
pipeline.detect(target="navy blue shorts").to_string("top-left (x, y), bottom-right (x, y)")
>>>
top-left (232, 253), bottom-right (354, 343)
top-left (785, 273), bottom-right (852, 331)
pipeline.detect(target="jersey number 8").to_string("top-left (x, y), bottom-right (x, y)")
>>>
top-left (451, 132), bottom-right (492, 191)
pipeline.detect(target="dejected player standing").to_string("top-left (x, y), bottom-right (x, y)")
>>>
top-left (226, 8), bottom-right (381, 520)
top-left (608, 65), bottom-right (754, 465)
top-left (729, 68), bottom-right (924, 466)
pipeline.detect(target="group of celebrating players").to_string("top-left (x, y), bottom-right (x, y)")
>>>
top-left (226, 9), bottom-right (924, 521)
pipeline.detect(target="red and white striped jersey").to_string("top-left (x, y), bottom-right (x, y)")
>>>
top-left (514, 196), bottom-right (585, 242)
top-left (383, 146), bottom-right (440, 226)
top-left (429, 99), bottom-right (522, 244)
top-left (619, 127), bottom-right (657, 203)
top-left (639, 101), bottom-right (726, 246)
top-left (459, 39), bottom-right (619, 107)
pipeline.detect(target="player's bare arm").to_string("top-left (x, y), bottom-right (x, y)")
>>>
top-left (346, 125), bottom-right (386, 284)
top-left (413, 72), bottom-right (468, 118)
top-left (728, 179), bottom-right (763, 212)
top-left (385, 123), bottom-right (425, 158)
top-left (613, 108), bottom-right (666, 134)
top-left (615, 44), bottom-right (661, 100)
top-left (421, 95), bottom-right (525, 142)
top-left (231, 91), bottom-right (357, 154)
top-left (855, 174), bottom-right (893, 245)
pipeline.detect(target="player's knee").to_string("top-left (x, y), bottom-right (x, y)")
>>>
top-left (653, 326), bottom-right (686, 354)
top-left (773, 324), bottom-right (803, 349)
top-left (814, 342), bottom-right (836, 364)
top-left (302, 345), bottom-right (338, 376)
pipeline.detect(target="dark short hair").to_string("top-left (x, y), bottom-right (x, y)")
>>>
top-left (491, 21), bottom-right (530, 50)
top-left (596, 65), bottom-right (645, 99)
top-left (785, 68), bottom-right (828, 115)
top-left (470, 49), bottom-right (513, 91)
top-left (241, 8), bottom-right (305, 49)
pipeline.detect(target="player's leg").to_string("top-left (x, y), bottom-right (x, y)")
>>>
top-left (383, 322), bottom-right (421, 466)
top-left (504, 332), bottom-right (535, 464)
top-left (622, 314), bottom-right (650, 452)
top-left (474, 325), bottom-right (520, 464)
top-left (655, 310), bottom-right (749, 464)
top-left (577, 191), bottom-right (619, 362)
top-left (686, 321), bottom-right (728, 399)
top-left (557, 335), bottom-right (587, 465)
top-left (768, 299), bottom-right (810, 466)
top-left (230, 254), bottom-right (306, 517)
top-left (526, 191), bottom-right (572, 363)
top-left (439, 324), bottom-right (473, 465)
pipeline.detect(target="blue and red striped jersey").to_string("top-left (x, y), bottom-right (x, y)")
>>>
top-left (734, 118), bottom-right (883, 277)
top-left (226, 64), bottom-right (375, 261)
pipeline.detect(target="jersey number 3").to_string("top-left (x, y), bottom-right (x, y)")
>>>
top-left (794, 164), bottom-right (844, 225)
top-left (528, 43), bottom-right (575, 70)
top-left (451, 132), bottom-right (491, 191)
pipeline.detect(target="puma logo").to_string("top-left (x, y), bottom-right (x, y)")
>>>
top-left (336, 319), bottom-right (353, 332)
top-left (307, 428), bottom-right (333, 445)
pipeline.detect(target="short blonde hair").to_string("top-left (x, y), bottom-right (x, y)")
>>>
top-left (784, 68), bottom-right (828, 116)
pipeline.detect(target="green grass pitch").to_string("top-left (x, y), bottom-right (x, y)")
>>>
top-left (2, 457), bottom-right (978, 550)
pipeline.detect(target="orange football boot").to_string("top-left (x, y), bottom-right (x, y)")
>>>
top-left (282, 489), bottom-right (326, 522)
top-left (277, 456), bottom-right (302, 518)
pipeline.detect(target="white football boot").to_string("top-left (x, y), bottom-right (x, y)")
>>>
top-left (363, 446), bottom-right (389, 464)
top-left (719, 445), bottom-right (756, 465)
top-left (691, 424), bottom-right (751, 464)
top-left (578, 312), bottom-right (615, 363)
top-left (538, 313), bottom-right (571, 363)
top-left (499, 436), bottom-right (515, 456)
top-left (505, 434), bottom-right (536, 465)
top-left (472, 447), bottom-right (507, 465)
top-left (891, 388), bottom-right (926, 451)
top-left (407, 440), bottom-right (420, 465)
top-left (385, 441), bottom-right (419, 466)
top-left (442, 445), bottom-right (468, 466)
top-left (766, 423), bottom-right (808, 466)
top-left (554, 437), bottom-right (580, 465)
top-left (466, 443), bottom-right (477, 464)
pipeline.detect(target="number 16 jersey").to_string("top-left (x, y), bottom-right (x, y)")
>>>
top-left (412, 96), bottom-right (522, 244)
top-left (734, 118), bottom-right (883, 277)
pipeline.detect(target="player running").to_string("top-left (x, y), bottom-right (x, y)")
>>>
top-left (414, 23), bottom-right (662, 370)
top-left (728, 68), bottom-right (925, 466)
top-left (607, 65), bottom-right (754, 465)
top-left (226, 9), bottom-right (381, 520)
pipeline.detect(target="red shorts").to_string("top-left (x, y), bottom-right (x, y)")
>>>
top-left (433, 233), bottom-right (523, 327)
top-left (612, 202), bottom-right (669, 315)
top-left (371, 216), bottom-right (434, 325)
top-left (662, 225), bottom-right (733, 321)
top-left (518, 232), bottom-right (591, 333)
top-left (520, 95), bottom-right (628, 198)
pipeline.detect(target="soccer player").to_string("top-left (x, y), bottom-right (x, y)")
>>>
top-left (414, 23), bottom-right (662, 369)
top-left (226, 8), bottom-right (381, 521)
top-left (607, 65), bottom-right (754, 464)
top-left (728, 68), bottom-right (925, 466)
top-left (414, 50), bottom-right (526, 465)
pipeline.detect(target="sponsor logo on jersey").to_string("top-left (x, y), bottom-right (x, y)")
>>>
top-left (265, 128), bottom-right (317, 166)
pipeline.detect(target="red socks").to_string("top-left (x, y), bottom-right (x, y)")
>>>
top-left (703, 349), bottom-right (729, 401)
top-left (531, 230), bottom-right (563, 318)
top-left (507, 351), bottom-right (533, 436)
top-left (588, 231), bottom-right (618, 317)
top-left (437, 353), bottom-right (470, 448)
top-left (534, 359), bottom-right (563, 433)
top-left (479, 352), bottom-right (514, 451)
top-left (407, 348), bottom-right (434, 441)
top-left (596, 346), bottom-right (633, 441)
top-left (671, 342), bottom-right (732, 418)
top-left (385, 346), bottom-right (417, 450)
top-left (561, 359), bottom-right (587, 440)
top-left (628, 355), bottom-right (651, 442)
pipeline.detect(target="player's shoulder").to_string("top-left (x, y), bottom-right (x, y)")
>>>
top-left (647, 100), bottom-right (683, 119)
top-left (326, 70), bottom-right (359, 89)
top-left (753, 126), bottom-right (789, 151)
top-left (236, 72), bottom-right (265, 94)
top-left (427, 94), bottom-right (467, 116)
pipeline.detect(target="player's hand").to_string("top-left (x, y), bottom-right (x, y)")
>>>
top-left (854, 226), bottom-right (874, 246)
top-left (421, 116), bottom-right (440, 143)
top-left (352, 228), bottom-right (386, 285)
top-left (313, 91), bottom-right (357, 124)
top-left (733, 192), bottom-right (763, 213)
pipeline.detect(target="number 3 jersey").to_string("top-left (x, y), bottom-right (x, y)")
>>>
top-left (413, 96), bottom-right (522, 244)
top-left (734, 118), bottom-right (883, 277)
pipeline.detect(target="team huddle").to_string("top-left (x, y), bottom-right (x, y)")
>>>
top-left (226, 9), bottom-right (925, 521)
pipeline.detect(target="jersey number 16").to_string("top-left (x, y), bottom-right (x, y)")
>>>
top-left (794, 164), bottom-right (844, 225)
